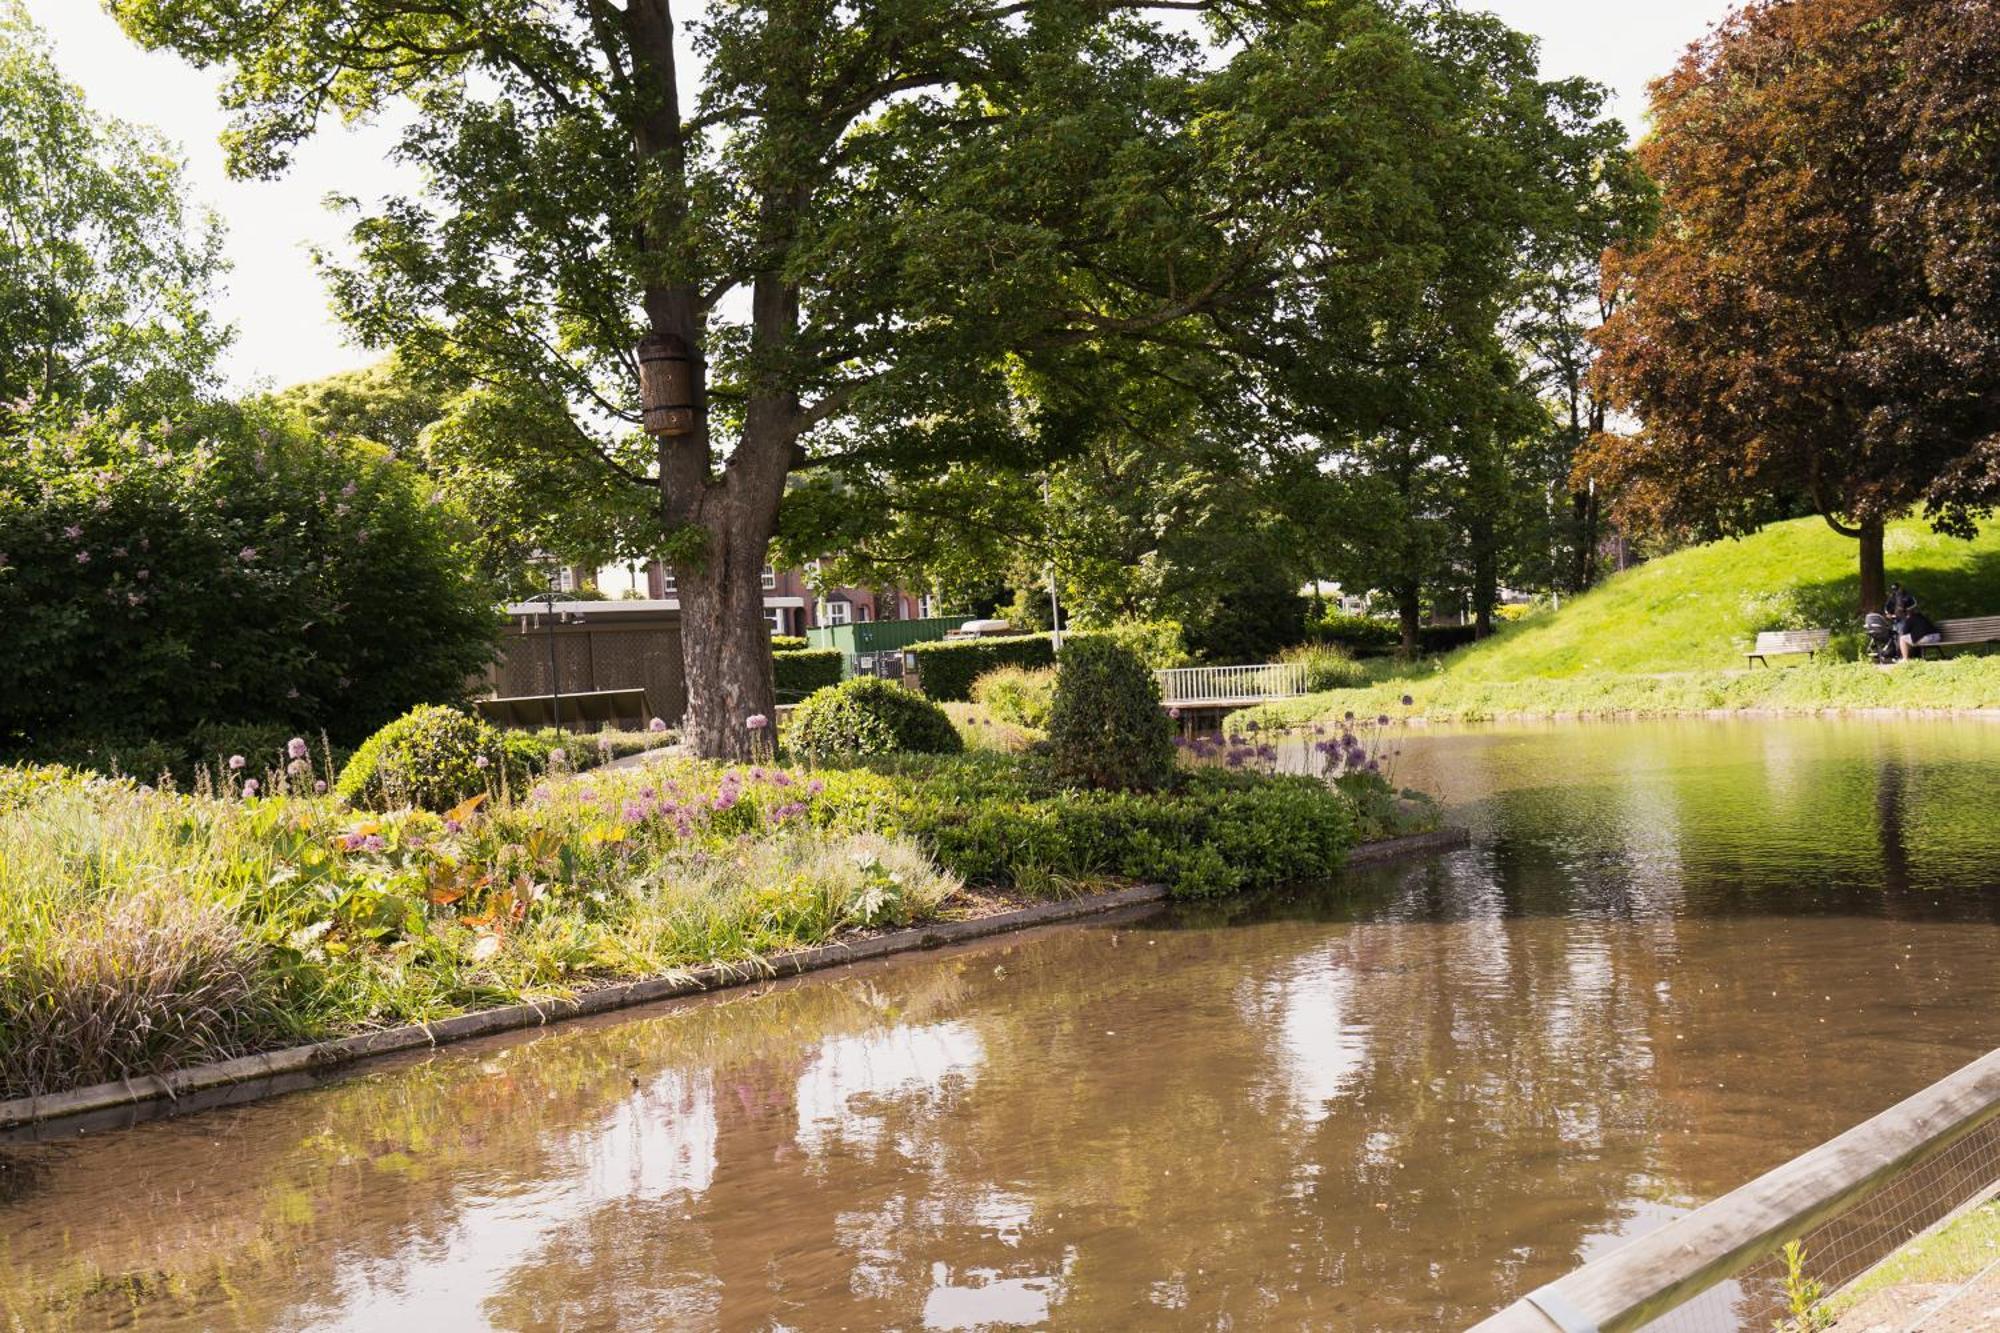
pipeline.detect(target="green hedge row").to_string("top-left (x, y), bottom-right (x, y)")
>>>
top-left (907, 635), bottom-right (1057, 701)
top-left (774, 647), bottom-right (845, 701)
top-left (1308, 613), bottom-right (1480, 658)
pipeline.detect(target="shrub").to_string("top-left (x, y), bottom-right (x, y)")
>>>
top-left (908, 634), bottom-right (1057, 701)
top-left (1278, 642), bottom-right (1370, 692)
top-left (1065, 621), bottom-right (1191, 669)
top-left (774, 647), bottom-right (845, 701)
top-left (0, 402), bottom-right (499, 758)
top-left (1308, 610), bottom-right (1401, 655)
top-left (336, 705), bottom-right (504, 811)
top-left (1047, 638), bottom-right (1175, 791)
top-left (770, 635), bottom-right (809, 652)
top-left (970, 665), bottom-right (1057, 730)
top-left (787, 678), bottom-right (963, 763)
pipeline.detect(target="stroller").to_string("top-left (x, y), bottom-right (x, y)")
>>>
top-left (1863, 612), bottom-right (1901, 664)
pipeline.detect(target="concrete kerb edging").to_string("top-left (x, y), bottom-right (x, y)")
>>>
top-left (0, 828), bottom-right (1470, 1134)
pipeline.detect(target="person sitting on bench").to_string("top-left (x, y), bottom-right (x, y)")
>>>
top-left (1899, 605), bottom-right (1942, 661)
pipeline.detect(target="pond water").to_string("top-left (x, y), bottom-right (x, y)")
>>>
top-left (7, 719), bottom-right (2000, 1331)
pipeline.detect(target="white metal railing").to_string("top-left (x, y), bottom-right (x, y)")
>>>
top-left (1472, 1045), bottom-right (2000, 1332)
top-left (1155, 662), bottom-right (1309, 706)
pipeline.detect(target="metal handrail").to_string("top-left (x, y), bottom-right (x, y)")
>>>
top-left (1155, 662), bottom-right (1309, 705)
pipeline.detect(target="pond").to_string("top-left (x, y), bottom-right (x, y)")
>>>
top-left (7, 718), bottom-right (2000, 1330)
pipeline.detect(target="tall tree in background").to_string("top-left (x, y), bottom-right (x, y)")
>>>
top-left (0, 3), bottom-right (226, 418)
top-left (1589, 0), bottom-right (2000, 614)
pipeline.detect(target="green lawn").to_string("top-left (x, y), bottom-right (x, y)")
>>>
top-left (1236, 516), bottom-right (2000, 728)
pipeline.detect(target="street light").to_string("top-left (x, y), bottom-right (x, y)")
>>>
top-left (522, 583), bottom-right (585, 731)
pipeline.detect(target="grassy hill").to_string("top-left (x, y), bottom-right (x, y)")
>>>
top-left (1446, 515), bottom-right (2000, 680)
top-left (1235, 516), bottom-right (2000, 727)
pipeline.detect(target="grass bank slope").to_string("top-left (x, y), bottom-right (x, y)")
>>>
top-left (1448, 515), bottom-right (2000, 680)
top-left (1235, 516), bottom-right (2000, 728)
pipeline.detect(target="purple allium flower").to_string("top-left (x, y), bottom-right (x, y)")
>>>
top-left (746, 714), bottom-right (770, 731)
top-left (313, 779), bottom-right (327, 794)
top-left (649, 717), bottom-right (668, 733)
top-left (1244, 720), bottom-right (1259, 733)
top-left (287, 737), bottom-right (309, 760)
top-left (1344, 711), bottom-right (1356, 723)
top-left (1376, 714), bottom-right (1390, 727)
top-left (621, 800), bottom-right (647, 823)
top-left (362, 834), bottom-right (386, 853)
top-left (807, 779), bottom-right (825, 796)
top-left (1401, 694), bottom-right (1414, 707)
top-left (444, 818), bottom-right (463, 834)
top-left (75, 550), bottom-right (90, 564)
top-left (227, 754), bottom-right (246, 771)
top-left (242, 778), bottom-right (260, 798)
top-left (549, 749), bottom-right (567, 766)
top-left (287, 758), bottom-right (309, 776)
top-left (1168, 707), bottom-right (1182, 720)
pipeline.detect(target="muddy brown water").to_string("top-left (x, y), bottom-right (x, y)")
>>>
top-left (7, 719), bottom-right (2000, 1331)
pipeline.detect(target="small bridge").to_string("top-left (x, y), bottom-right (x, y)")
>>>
top-left (1155, 663), bottom-right (1310, 714)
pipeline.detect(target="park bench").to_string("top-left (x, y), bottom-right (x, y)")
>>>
top-left (1917, 615), bottom-right (2000, 658)
top-left (1745, 628), bottom-right (1831, 667)
top-left (477, 688), bottom-right (653, 730)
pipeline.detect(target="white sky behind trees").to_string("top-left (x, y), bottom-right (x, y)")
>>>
top-left (24, 0), bottom-right (1738, 393)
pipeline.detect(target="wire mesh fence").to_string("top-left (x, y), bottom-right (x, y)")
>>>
top-left (1642, 1114), bottom-right (2000, 1331)
top-left (1471, 1048), bottom-right (2000, 1333)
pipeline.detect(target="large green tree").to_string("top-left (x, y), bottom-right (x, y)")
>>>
top-left (115, 0), bottom-right (1629, 756)
top-left (1590, 0), bottom-right (2000, 614)
top-left (0, 3), bottom-right (226, 417)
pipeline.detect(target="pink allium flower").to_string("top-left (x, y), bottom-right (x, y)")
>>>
top-left (1168, 707), bottom-right (1182, 720)
top-left (313, 780), bottom-right (327, 794)
top-left (746, 714), bottom-right (770, 731)
top-left (75, 550), bottom-right (90, 564)
top-left (227, 754), bottom-right (246, 771)
top-left (287, 758), bottom-right (309, 776)
top-left (62, 524), bottom-right (82, 540)
top-left (238, 546), bottom-right (257, 562)
top-left (287, 737), bottom-right (309, 760)
top-left (648, 717), bottom-right (668, 733)
top-left (242, 778), bottom-right (260, 798)
top-left (474, 754), bottom-right (490, 769)
top-left (549, 749), bottom-right (567, 766)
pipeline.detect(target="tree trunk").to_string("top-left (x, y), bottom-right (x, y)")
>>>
top-left (675, 519), bottom-right (779, 762)
top-left (1857, 520), bottom-right (1885, 615)
top-left (1471, 521), bottom-right (1498, 638)
top-left (1397, 585), bottom-right (1421, 659)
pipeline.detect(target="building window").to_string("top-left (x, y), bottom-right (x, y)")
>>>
top-left (917, 594), bottom-right (936, 619)
top-left (761, 564), bottom-right (777, 590)
top-left (660, 566), bottom-right (676, 594)
top-left (765, 608), bottom-right (784, 635)
top-left (856, 604), bottom-right (873, 623)
top-left (819, 599), bottom-right (850, 626)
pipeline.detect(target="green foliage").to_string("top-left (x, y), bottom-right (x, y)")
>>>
top-left (787, 679), bottom-right (964, 765)
top-left (1181, 556), bottom-right (1310, 664)
top-left (1047, 638), bottom-right (1175, 792)
top-left (769, 635), bottom-right (810, 652)
top-left (1278, 643), bottom-right (1370, 693)
top-left (0, 5), bottom-right (227, 417)
top-left (970, 666), bottom-right (1057, 731)
top-left (773, 648), bottom-right (844, 702)
top-left (1066, 621), bottom-right (1191, 669)
top-left (335, 706), bottom-right (503, 812)
top-left (0, 406), bottom-right (499, 757)
top-left (1309, 610), bottom-right (1403, 655)
top-left (909, 635), bottom-right (1057, 702)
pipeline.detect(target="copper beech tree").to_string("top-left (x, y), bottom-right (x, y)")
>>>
top-left (1588, 0), bottom-right (2000, 613)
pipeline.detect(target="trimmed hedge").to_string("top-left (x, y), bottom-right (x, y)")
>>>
top-left (774, 647), bottom-right (844, 701)
top-left (336, 705), bottom-right (502, 812)
top-left (908, 635), bottom-right (1057, 701)
top-left (787, 678), bottom-right (964, 763)
top-left (770, 635), bottom-right (809, 652)
top-left (1048, 639), bottom-right (1175, 791)
top-left (1308, 613), bottom-right (1481, 658)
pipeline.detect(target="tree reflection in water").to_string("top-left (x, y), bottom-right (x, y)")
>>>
top-left (5, 719), bottom-right (2000, 1330)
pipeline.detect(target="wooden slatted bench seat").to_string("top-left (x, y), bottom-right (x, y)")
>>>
top-left (1921, 615), bottom-right (2000, 657)
top-left (1746, 628), bottom-right (1831, 667)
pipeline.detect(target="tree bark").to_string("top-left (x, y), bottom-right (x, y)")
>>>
top-left (1857, 519), bottom-right (1885, 616)
top-left (1396, 584), bottom-right (1421, 658)
top-left (675, 514), bottom-right (779, 761)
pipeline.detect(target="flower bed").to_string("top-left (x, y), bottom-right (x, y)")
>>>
top-left (0, 740), bottom-right (1430, 1100)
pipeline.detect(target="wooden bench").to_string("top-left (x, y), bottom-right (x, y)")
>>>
top-left (1746, 628), bottom-right (1831, 667)
top-left (1918, 615), bottom-right (2000, 658)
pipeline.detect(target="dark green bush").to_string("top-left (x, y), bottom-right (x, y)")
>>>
top-left (774, 647), bottom-right (844, 701)
top-left (907, 634), bottom-right (1056, 701)
top-left (335, 705), bottom-right (504, 811)
top-left (812, 755), bottom-right (1355, 899)
top-left (787, 678), bottom-right (964, 763)
top-left (1047, 638), bottom-right (1175, 791)
top-left (0, 403), bottom-right (498, 758)
top-left (971, 665), bottom-right (1056, 730)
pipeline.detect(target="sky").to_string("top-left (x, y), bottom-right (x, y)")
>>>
top-left (23, 0), bottom-right (1738, 394)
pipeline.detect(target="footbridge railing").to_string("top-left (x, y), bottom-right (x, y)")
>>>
top-left (1471, 1045), bottom-right (2000, 1332)
top-left (1155, 663), bottom-right (1309, 707)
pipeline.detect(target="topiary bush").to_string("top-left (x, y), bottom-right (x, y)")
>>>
top-left (1047, 638), bottom-right (1175, 791)
top-left (786, 678), bottom-right (963, 764)
top-left (335, 705), bottom-right (504, 811)
top-left (970, 665), bottom-right (1057, 730)
top-left (773, 647), bottom-right (845, 702)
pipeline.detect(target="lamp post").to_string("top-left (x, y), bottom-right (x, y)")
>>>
top-left (523, 584), bottom-right (585, 731)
